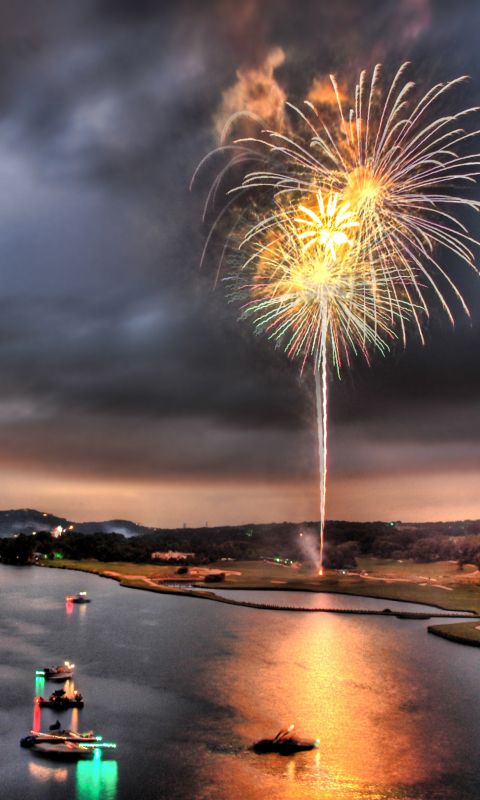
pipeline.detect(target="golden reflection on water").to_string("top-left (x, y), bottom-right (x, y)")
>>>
top-left (71, 706), bottom-right (79, 732)
top-left (29, 762), bottom-right (68, 783)
top-left (200, 609), bottom-right (458, 800)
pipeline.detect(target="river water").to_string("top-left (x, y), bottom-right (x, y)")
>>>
top-left (1, 564), bottom-right (480, 800)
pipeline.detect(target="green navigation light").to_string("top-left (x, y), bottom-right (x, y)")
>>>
top-left (82, 743), bottom-right (117, 748)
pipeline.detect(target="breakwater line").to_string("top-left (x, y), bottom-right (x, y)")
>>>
top-left (185, 595), bottom-right (476, 618)
top-left (129, 580), bottom-right (477, 618)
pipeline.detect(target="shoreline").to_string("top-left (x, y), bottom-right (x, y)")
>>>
top-left (33, 560), bottom-right (480, 624)
top-left (428, 620), bottom-right (480, 647)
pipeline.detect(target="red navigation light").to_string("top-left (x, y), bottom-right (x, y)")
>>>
top-left (34, 697), bottom-right (41, 704)
top-left (65, 596), bottom-right (74, 601)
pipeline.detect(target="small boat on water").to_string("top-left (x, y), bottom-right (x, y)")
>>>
top-left (253, 726), bottom-right (319, 755)
top-left (65, 592), bottom-right (91, 604)
top-left (21, 730), bottom-right (99, 747)
top-left (36, 661), bottom-right (75, 681)
top-left (31, 742), bottom-right (95, 761)
top-left (35, 689), bottom-right (84, 709)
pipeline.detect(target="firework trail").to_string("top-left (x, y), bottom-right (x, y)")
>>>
top-left (227, 207), bottom-right (405, 570)
top-left (196, 63), bottom-right (480, 570)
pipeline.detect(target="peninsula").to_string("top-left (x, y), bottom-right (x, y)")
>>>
top-left (37, 555), bottom-right (480, 646)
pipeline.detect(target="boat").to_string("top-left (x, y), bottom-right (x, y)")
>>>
top-left (35, 689), bottom-right (84, 709)
top-left (253, 726), bottom-right (319, 754)
top-left (36, 661), bottom-right (75, 681)
top-left (21, 730), bottom-right (99, 747)
top-left (65, 592), bottom-right (91, 604)
top-left (31, 742), bottom-right (95, 761)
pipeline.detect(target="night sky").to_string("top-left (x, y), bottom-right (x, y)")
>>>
top-left (0, 0), bottom-right (480, 526)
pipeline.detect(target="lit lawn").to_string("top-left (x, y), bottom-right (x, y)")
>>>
top-left (202, 559), bottom-right (480, 612)
top-left (354, 557), bottom-right (477, 583)
top-left (40, 559), bottom-right (174, 580)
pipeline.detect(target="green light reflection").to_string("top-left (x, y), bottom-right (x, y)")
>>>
top-left (76, 754), bottom-right (118, 800)
top-left (35, 676), bottom-right (45, 697)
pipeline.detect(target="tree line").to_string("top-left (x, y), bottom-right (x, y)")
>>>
top-left (1, 519), bottom-right (479, 567)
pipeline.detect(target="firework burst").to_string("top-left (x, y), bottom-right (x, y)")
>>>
top-left (196, 64), bottom-right (480, 570)
top-left (230, 208), bottom-right (407, 567)
top-left (295, 190), bottom-right (359, 258)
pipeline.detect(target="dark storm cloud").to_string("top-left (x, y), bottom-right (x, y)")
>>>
top-left (0, 0), bottom-right (479, 487)
top-left (0, 411), bottom-right (316, 480)
top-left (0, 293), bottom-right (309, 427)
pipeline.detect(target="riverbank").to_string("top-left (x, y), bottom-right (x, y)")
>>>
top-left (428, 620), bottom-right (480, 647)
top-left (5, 561), bottom-right (480, 799)
top-left (35, 556), bottom-right (480, 618)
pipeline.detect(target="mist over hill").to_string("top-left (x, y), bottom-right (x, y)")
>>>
top-left (0, 510), bottom-right (70, 538)
top-left (0, 509), bottom-right (152, 538)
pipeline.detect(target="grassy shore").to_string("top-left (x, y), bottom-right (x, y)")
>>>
top-left (35, 556), bottom-right (480, 644)
top-left (428, 620), bottom-right (480, 647)
top-left (38, 555), bottom-right (480, 609)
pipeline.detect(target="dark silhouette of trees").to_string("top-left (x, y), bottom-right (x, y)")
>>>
top-left (0, 517), bottom-right (478, 567)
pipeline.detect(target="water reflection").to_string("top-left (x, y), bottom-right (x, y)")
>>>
top-left (202, 609), bottom-right (463, 799)
top-left (66, 601), bottom-right (74, 616)
top-left (76, 754), bottom-right (118, 800)
top-left (32, 702), bottom-right (41, 733)
top-left (29, 762), bottom-right (68, 783)
top-left (2, 563), bottom-right (480, 800)
top-left (71, 706), bottom-right (79, 732)
top-left (33, 676), bottom-right (44, 732)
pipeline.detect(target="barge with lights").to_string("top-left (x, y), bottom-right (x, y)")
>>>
top-left (65, 592), bottom-right (91, 604)
top-left (36, 661), bottom-right (75, 681)
top-left (31, 742), bottom-right (96, 760)
top-left (21, 730), bottom-right (99, 747)
top-left (253, 726), bottom-right (319, 754)
top-left (35, 689), bottom-right (84, 709)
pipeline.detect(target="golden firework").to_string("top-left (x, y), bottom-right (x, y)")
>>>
top-left (295, 191), bottom-right (359, 259)
top-left (196, 63), bottom-right (480, 570)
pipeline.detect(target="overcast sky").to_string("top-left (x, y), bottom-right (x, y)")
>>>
top-left (0, 0), bottom-right (480, 526)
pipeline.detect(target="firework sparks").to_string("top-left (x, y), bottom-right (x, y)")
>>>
top-left (196, 63), bottom-right (480, 570)
top-left (234, 209), bottom-right (394, 371)
top-left (230, 208), bottom-right (403, 568)
top-left (295, 191), bottom-right (359, 258)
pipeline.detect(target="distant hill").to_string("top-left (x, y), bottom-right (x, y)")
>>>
top-left (0, 509), bottom-right (153, 538)
top-left (0, 508), bottom-right (478, 540)
top-left (0, 509), bottom-right (71, 537)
